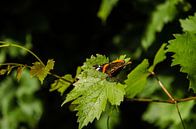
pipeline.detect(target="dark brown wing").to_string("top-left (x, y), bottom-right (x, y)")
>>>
top-left (105, 61), bottom-right (125, 77)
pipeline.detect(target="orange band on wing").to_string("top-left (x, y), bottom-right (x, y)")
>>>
top-left (112, 59), bottom-right (125, 63)
top-left (102, 64), bottom-right (109, 73)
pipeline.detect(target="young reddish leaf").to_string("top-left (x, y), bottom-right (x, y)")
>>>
top-left (16, 66), bottom-right (26, 81)
top-left (30, 59), bottom-right (55, 84)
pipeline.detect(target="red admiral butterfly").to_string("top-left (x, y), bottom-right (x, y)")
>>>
top-left (94, 59), bottom-right (131, 77)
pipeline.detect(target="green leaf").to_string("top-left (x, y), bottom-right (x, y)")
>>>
top-left (97, 0), bottom-right (119, 22)
top-left (63, 55), bottom-right (126, 129)
top-left (95, 106), bottom-right (120, 129)
top-left (143, 101), bottom-right (194, 129)
top-left (141, 0), bottom-right (181, 49)
top-left (0, 70), bottom-right (42, 129)
top-left (107, 83), bottom-right (125, 105)
top-left (167, 33), bottom-right (196, 90)
top-left (117, 55), bottom-right (131, 63)
top-left (149, 43), bottom-right (167, 72)
top-left (50, 74), bottom-right (74, 95)
top-left (82, 54), bottom-right (109, 70)
top-left (180, 13), bottom-right (196, 33)
top-left (30, 59), bottom-right (55, 84)
top-left (125, 59), bottom-right (149, 98)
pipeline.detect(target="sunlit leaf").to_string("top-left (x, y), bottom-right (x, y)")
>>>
top-left (30, 59), bottom-right (55, 84)
top-left (167, 33), bottom-right (196, 90)
top-left (63, 55), bottom-right (125, 129)
top-left (82, 54), bottom-right (109, 70)
top-left (180, 13), bottom-right (196, 33)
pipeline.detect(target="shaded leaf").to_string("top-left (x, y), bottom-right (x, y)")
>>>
top-left (143, 101), bottom-right (194, 129)
top-left (125, 59), bottom-right (149, 98)
top-left (142, 0), bottom-right (181, 49)
top-left (167, 33), bottom-right (196, 90)
top-left (30, 59), bottom-right (55, 84)
top-left (50, 74), bottom-right (74, 95)
top-left (95, 106), bottom-right (120, 129)
top-left (97, 0), bottom-right (119, 22)
top-left (149, 43), bottom-right (167, 72)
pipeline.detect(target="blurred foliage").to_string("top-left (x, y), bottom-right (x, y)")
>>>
top-left (0, 37), bottom-right (42, 129)
top-left (141, 0), bottom-right (184, 49)
top-left (0, 71), bottom-right (42, 129)
top-left (98, 0), bottom-right (119, 22)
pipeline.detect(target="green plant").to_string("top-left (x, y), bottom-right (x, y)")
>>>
top-left (0, 0), bottom-right (196, 129)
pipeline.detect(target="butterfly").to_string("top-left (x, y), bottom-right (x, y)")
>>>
top-left (94, 59), bottom-right (131, 77)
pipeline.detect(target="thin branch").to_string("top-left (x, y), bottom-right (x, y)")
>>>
top-left (0, 41), bottom-right (45, 66)
top-left (150, 71), bottom-right (175, 101)
top-left (150, 72), bottom-right (185, 129)
top-left (48, 72), bottom-right (74, 84)
top-left (127, 97), bottom-right (196, 104)
top-left (175, 101), bottom-right (186, 129)
top-left (0, 63), bottom-right (74, 84)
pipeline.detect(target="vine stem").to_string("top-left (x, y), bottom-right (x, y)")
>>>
top-left (150, 71), bottom-right (185, 129)
top-left (127, 97), bottom-right (196, 104)
top-left (48, 72), bottom-right (74, 84)
top-left (0, 41), bottom-right (45, 66)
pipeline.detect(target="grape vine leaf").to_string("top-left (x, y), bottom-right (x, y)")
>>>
top-left (167, 33), bottom-right (196, 90)
top-left (50, 74), bottom-right (74, 95)
top-left (62, 55), bottom-right (125, 129)
top-left (149, 43), bottom-right (167, 72)
top-left (125, 59), bottom-right (149, 98)
top-left (180, 13), bottom-right (196, 33)
top-left (30, 59), bottom-right (55, 84)
top-left (143, 101), bottom-right (194, 129)
top-left (97, 0), bottom-right (119, 22)
top-left (82, 54), bottom-right (109, 70)
top-left (141, 0), bottom-right (181, 49)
